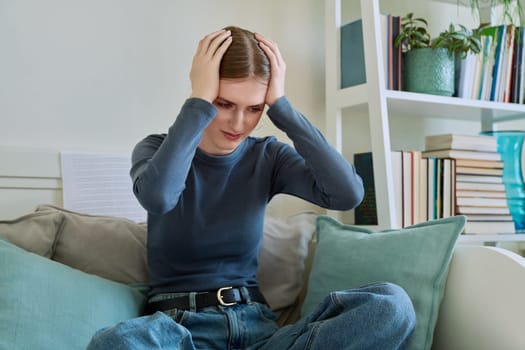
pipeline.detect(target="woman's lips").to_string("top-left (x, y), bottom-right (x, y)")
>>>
top-left (222, 131), bottom-right (242, 140)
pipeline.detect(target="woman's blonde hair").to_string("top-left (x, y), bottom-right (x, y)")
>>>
top-left (220, 26), bottom-right (270, 83)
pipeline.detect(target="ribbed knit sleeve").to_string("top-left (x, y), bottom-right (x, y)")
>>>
top-left (266, 96), bottom-right (364, 210)
top-left (130, 98), bottom-right (217, 214)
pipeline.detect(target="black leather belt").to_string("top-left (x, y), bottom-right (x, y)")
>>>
top-left (144, 286), bottom-right (266, 314)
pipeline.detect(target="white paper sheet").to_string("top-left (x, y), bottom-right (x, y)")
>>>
top-left (60, 151), bottom-right (146, 222)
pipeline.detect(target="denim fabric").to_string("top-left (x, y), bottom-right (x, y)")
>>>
top-left (86, 282), bottom-right (415, 350)
top-left (261, 282), bottom-right (416, 350)
top-left (86, 312), bottom-right (195, 350)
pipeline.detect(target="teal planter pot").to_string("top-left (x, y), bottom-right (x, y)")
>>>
top-left (404, 48), bottom-right (455, 96)
top-left (482, 130), bottom-right (525, 233)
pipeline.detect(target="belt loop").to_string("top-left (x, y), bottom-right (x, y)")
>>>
top-left (239, 286), bottom-right (252, 304)
top-left (189, 292), bottom-right (197, 312)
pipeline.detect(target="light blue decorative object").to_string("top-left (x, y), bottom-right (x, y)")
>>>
top-left (483, 131), bottom-right (525, 233)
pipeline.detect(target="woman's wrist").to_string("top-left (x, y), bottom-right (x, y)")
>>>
top-left (190, 92), bottom-right (214, 103)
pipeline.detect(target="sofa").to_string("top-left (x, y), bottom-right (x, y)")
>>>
top-left (1, 204), bottom-right (525, 350)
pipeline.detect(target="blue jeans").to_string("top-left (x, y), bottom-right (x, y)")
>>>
top-left (86, 282), bottom-right (415, 350)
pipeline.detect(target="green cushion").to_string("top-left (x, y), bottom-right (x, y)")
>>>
top-left (0, 238), bottom-right (146, 350)
top-left (302, 215), bottom-right (466, 350)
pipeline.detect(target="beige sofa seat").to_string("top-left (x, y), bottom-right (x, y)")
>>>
top-left (433, 245), bottom-right (525, 350)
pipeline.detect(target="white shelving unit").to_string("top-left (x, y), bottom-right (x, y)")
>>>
top-left (325, 0), bottom-right (525, 243)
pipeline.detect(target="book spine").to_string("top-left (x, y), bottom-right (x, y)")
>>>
top-left (354, 152), bottom-right (378, 225)
top-left (391, 15), bottom-right (400, 91)
top-left (479, 35), bottom-right (492, 99)
top-left (402, 151), bottom-right (413, 227)
top-left (388, 15), bottom-right (393, 90)
top-left (427, 158), bottom-right (437, 220)
top-left (340, 19), bottom-right (366, 88)
top-left (490, 25), bottom-right (504, 101)
top-left (518, 27), bottom-right (525, 104)
top-left (503, 25), bottom-right (515, 103)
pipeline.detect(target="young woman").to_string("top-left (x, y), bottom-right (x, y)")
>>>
top-left (87, 26), bottom-right (415, 350)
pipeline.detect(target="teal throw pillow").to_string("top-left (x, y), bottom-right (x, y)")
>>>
top-left (0, 238), bottom-right (146, 350)
top-left (302, 215), bottom-right (465, 350)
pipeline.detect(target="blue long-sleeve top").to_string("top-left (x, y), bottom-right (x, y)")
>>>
top-left (130, 96), bottom-right (364, 295)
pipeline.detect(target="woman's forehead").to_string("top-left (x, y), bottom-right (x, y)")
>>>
top-left (218, 78), bottom-right (267, 106)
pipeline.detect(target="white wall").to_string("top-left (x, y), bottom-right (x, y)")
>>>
top-left (1, 0), bottom-right (325, 216)
top-left (0, 0), bottom-right (325, 153)
top-left (3, 0), bottom-right (525, 217)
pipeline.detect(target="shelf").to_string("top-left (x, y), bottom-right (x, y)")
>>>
top-left (386, 90), bottom-right (525, 123)
top-left (325, 0), bottom-right (525, 229)
top-left (337, 84), bottom-right (525, 123)
top-left (458, 234), bottom-right (525, 244)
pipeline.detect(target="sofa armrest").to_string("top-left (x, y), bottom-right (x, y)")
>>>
top-left (432, 245), bottom-right (525, 350)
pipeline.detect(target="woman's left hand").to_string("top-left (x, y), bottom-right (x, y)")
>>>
top-left (255, 33), bottom-right (286, 106)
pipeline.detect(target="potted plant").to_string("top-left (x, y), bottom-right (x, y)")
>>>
top-left (395, 13), bottom-right (482, 96)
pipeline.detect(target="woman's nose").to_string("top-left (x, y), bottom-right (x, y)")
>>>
top-left (230, 110), bottom-right (244, 130)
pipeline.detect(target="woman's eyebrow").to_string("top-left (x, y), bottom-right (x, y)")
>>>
top-left (216, 97), bottom-right (264, 108)
top-left (215, 97), bottom-right (233, 104)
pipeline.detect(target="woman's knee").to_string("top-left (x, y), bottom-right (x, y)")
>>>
top-left (86, 312), bottom-right (194, 350)
top-left (374, 282), bottom-right (416, 333)
top-left (303, 283), bottom-right (416, 349)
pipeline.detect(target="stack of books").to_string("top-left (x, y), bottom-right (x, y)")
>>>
top-left (353, 134), bottom-right (515, 234)
top-left (354, 150), bottom-right (449, 228)
top-left (422, 134), bottom-right (515, 234)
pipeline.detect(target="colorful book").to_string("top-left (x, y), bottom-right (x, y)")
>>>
top-left (454, 159), bottom-right (504, 169)
top-left (391, 151), bottom-right (403, 227)
top-left (341, 19), bottom-right (366, 88)
top-left (391, 15), bottom-right (402, 91)
top-left (465, 214), bottom-right (513, 221)
top-left (421, 149), bottom-right (501, 161)
top-left (479, 31), bottom-right (494, 100)
top-left (463, 220), bottom-right (515, 234)
top-left (354, 152), bottom-right (378, 225)
top-left (502, 25), bottom-right (515, 102)
top-left (519, 27), bottom-right (525, 103)
top-left (456, 206), bottom-right (510, 215)
top-left (455, 166), bottom-right (503, 176)
top-left (455, 181), bottom-right (506, 191)
top-left (424, 133), bottom-right (497, 152)
top-left (457, 52), bottom-right (476, 98)
top-left (456, 190), bottom-right (507, 198)
top-left (511, 26), bottom-right (522, 103)
top-left (427, 157), bottom-right (437, 220)
top-left (402, 151), bottom-right (413, 227)
top-left (489, 25), bottom-right (505, 101)
top-left (419, 157), bottom-right (429, 223)
top-left (456, 197), bottom-right (508, 207)
top-left (442, 159), bottom-right (455, 218)
top-left (455, 174), bottom-right (503, 183)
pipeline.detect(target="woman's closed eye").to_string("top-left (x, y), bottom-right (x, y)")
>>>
top-left (248, 105), bottom-right (264, 113)
top-left (215, 99), bottom-right (264, 114)
top-left (215, 100), bottom-right (234, 109)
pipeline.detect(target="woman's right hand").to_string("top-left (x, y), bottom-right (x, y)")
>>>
top-left (189, 29), bottom-right (232, 103)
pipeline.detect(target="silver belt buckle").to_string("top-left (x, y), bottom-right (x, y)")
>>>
top-left (217, 286), bottom-right (237, 306)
